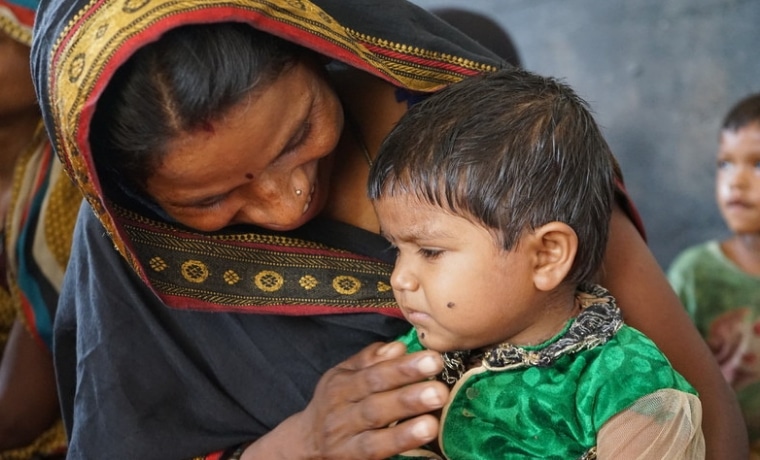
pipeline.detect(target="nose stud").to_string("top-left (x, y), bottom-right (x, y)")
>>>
top-left (295, 189), bottom-right (303, 196)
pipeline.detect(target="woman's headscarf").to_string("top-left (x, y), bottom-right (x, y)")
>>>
top-left (30, 0), bottom-right (505, 316)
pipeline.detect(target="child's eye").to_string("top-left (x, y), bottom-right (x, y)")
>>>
top-left (717, 159), bottom-right (730, 170)
top-left (418, 248), bottom-right (443, 259)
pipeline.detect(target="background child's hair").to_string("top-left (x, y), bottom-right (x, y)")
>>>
top-left (721, 92), bottom-right (760, 133)
top-left (368, 68), bottom-right (616, 285)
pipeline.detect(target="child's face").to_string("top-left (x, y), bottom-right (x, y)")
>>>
top-left (716, 122), bottom-right (760, 235)
top-left (373, 195), bottom-right (562, 352)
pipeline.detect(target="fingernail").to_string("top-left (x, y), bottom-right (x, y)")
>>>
top-left (420, 386), bottom-right (443, 406)
top-left (411, 420), bottom-right (434, 439)
top-left (417, 355), bottom-right (439, 374)
top-left (377, 341), bottom-right (405, 357)
top-left (377, 343), bottom-right (394, 356)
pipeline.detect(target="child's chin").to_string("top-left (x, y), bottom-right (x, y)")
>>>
top-left (418, 334), bottom-right (457, 353)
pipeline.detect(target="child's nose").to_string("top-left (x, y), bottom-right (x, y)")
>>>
top-left (390, 261), bottom-right (418, 292)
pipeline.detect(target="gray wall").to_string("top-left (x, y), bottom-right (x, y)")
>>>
top-left (411, 0), bottom-right (760, 270)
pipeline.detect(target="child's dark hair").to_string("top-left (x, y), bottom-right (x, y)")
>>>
top-left (90, 22), bottom-right (305, 195)
top-left (368, 68), bottom-right (616, 285)
top-left (721, 92), bottom-right (760, 133)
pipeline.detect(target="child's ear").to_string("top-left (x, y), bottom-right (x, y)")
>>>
top-left (527, 222), bottom-right (578, 292)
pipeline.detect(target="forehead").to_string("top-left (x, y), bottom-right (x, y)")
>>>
top-left (149, 63), bottom-right (317, 187)
top-left (720, 122), bottom-right (760, 149)
top-left (375, 195), bottom-right (486, 239)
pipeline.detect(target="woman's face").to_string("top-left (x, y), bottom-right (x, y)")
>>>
top-left (144, 59), bottom-right (343, 232)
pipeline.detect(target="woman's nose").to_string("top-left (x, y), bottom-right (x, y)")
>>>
top-left (234, 176), bottom-right (307, 227)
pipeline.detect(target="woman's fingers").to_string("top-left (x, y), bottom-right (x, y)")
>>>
top-left (339, 413), bottom-right (442, 460)
top-left (334, 342), bottom-right (444, 399)
top-left (300, 342), bottom-right (448, 459)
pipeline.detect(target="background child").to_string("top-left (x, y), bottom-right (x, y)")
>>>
top-left (668, 92), bottom-right (760, 457)
top-left (368, 68), bottom-right (705, 459)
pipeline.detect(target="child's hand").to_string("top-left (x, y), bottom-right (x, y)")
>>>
top-left (706, 307), bottom-right (757, 387)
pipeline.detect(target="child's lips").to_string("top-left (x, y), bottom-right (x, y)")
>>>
top-left (402, 307), bottom-right (432, 325)
top-left (725, 199), bottom-right (752, 210)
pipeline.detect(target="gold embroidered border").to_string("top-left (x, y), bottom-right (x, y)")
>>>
top-left (121, 211), bottom-right (396, 309)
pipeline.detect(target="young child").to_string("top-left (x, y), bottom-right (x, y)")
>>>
top-left (368, 68), bottom-right (705, 459)
top-left (668, 92), bottom-right (760, 458)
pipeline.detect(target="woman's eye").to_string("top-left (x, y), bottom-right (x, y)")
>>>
top-left (191, 196), bottom-right (226, 211)
top-left (283, 121), bottom-right (312, 154)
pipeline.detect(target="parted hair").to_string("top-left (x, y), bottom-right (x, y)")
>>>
top-left (90, 22), bottom-right (305, 193)
top-left (367, 68), bottom-right (616, 285)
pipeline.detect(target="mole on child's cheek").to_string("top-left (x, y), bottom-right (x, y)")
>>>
top-left (245, 173), bottom-right (253, 180)
top-left (447, 302), bottom-right (455, 309)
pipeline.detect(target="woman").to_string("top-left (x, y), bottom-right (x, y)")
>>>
top-left (0, 0), bottom-right (76, 457)
top-left (32, 0), bottom-right (745, 458)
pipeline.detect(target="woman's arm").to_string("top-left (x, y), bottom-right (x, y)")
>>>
top-left (0, 319), bottom-right (60, 449)
top-left (601, 205), bottom-right (747, 459)
top-left (240, 341), bottom-right (448, 460)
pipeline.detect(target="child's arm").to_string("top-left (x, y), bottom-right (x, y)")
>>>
top-left (596, 389), bottom-right (704, 458)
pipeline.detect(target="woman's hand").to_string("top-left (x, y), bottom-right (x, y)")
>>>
top-left (242, 341), bottom-right (448, 460)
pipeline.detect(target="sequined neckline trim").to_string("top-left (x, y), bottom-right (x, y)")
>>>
top-left (439, 284), bottom-right (623, 385)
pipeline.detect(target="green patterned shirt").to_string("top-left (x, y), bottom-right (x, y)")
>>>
top-left (668, 240), bottom-right (760, 449)
top-left (394, 285), bottom-right (700, 459)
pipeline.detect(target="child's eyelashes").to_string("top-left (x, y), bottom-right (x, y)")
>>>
top-left (382, 243), bottom-right (442, 260)
top-left (418, 248), bottom-right (443, 259)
